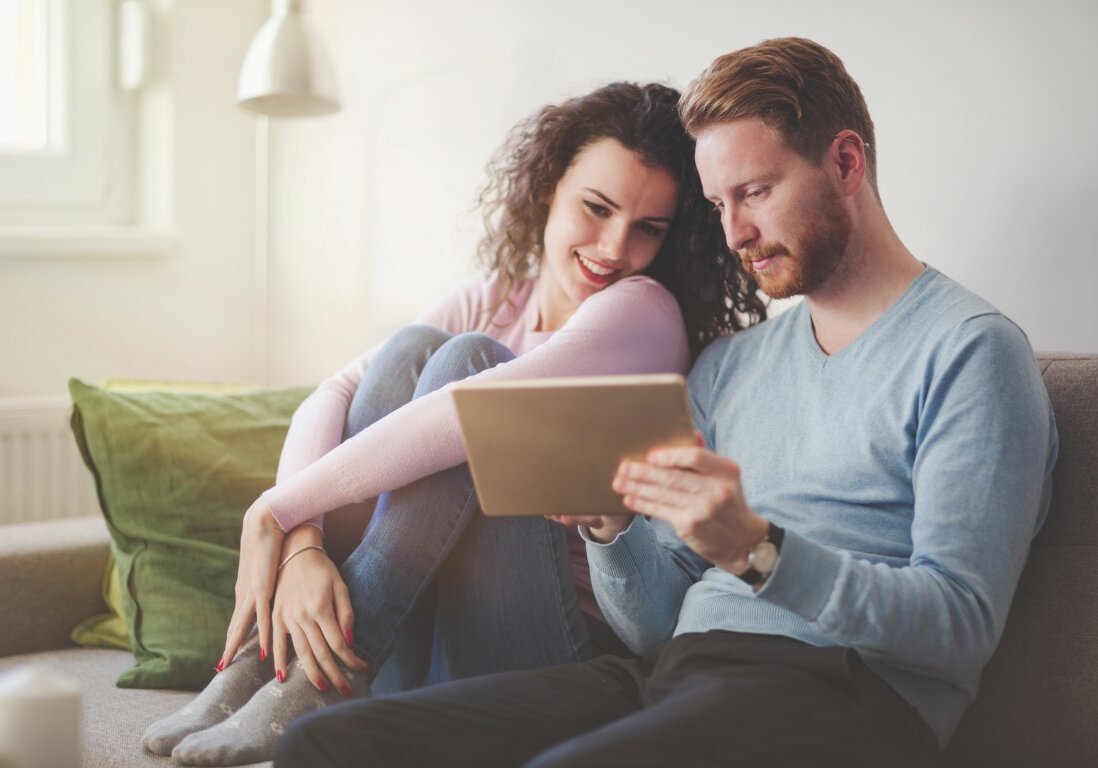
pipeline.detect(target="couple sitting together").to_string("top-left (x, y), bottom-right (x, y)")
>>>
top-left (143, 36), bottom-right (1058, 767)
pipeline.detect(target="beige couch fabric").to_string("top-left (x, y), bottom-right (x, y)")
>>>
top-left (0, 650), bottom-right (271, 768)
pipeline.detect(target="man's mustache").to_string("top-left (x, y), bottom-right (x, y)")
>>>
top-left (738, 243), bottom-right (788, 267)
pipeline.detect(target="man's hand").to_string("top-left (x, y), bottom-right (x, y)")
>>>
top-left (612, 445), bottom-right (769, 574)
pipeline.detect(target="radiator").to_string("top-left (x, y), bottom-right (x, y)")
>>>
top-left (0, 397), bottom-right (99, 525)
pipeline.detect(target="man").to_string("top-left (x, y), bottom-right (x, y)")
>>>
top-left (275, 38), bottom-right (1058, 767)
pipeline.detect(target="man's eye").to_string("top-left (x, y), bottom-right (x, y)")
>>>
top-left (747, 187), bottom-right (768, 200)
top-left (583, 200), bottom-right (610, 217)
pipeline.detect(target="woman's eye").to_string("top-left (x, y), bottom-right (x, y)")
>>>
top-left (583, 200), bottom-right (610, 217)
top-left (638, 223), bottom-right (667, 238)
top-left (711, 202), bottom-right (724, 216)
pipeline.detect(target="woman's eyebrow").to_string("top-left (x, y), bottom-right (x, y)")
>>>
top-left (583, 188), bottom-right (621, 210)
top-left (582, 187), bottom-right (672, 223)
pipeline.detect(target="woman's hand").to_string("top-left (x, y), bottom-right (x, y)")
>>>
top-left (219, 499), bottom-right (285, 671)
top-left (271, 529), bottom-right (369, 695)
top-left (547, 514), bottom-right (633, 543)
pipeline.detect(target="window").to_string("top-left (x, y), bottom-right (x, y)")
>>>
top-left (0, 0), bottom-right (182, 260)
top-left (0, 0), bottom-right (56, 154)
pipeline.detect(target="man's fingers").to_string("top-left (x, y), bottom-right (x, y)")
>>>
top-left (614, 463), bottom-right (709, 501)
top-left (644, 445), bottom-right (739, 476)
top-left (620, 493), bottom-right (675, 522)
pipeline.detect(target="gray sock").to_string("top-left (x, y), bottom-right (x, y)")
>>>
top-left (141, 633), bottom-right (268, 756)
top-left (171, 658), bottom-right (371, 767)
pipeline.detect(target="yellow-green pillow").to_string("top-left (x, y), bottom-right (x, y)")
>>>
top-left (71, 381), bottom-right (264, 653)
top-left (68, 378), bottom-right (312, 690)
top-left (71, 552), bottom-right (130, 650)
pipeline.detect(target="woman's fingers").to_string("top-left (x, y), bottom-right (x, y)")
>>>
top-left (272, 613), bottom-right (289, 682)
top-left (302, 621), bottom-right (350, 694)
top-left (254, 585), bottom-right (273, 666)
top-left (332, 582), bottom-right (369, 672)
top-left (220, 600), bottom-right (253, 670)
top-left (287, 623), bottom-right (322, 689)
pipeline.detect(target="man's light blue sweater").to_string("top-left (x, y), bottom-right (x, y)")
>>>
top-left (585, 267), bottom-right (1058, 747)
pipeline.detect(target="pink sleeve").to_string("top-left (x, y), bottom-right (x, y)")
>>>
top-left (271, 276), bottom-right (490, 530)
top-left (263, 276), bottom-right (690, 531)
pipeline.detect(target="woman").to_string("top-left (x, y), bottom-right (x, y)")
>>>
top-left (144, 81), bottom-right (765, 766)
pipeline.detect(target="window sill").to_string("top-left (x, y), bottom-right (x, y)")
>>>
top-left (0, 226), bottom-right (179, 259)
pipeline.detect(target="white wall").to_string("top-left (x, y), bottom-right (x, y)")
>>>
top-left (0, 0), bottom-right (267, 399)
top-left (266, 0), bottom-right (1098, 390)
top-left (0, 0), bottom-right (1094, 401)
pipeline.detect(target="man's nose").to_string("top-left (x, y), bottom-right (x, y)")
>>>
top-left (723, 208), bottom-right (758, 253)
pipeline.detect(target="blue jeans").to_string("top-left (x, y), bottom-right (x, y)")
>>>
top-left (337, 325), bottom-right (594, 693)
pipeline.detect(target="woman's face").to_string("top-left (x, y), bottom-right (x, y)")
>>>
top-left (538, 138), bottom-right (679, 328)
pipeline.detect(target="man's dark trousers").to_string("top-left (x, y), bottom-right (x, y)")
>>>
top-left (274, 631), bottom-right (939, 768)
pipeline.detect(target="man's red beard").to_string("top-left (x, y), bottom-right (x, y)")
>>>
top-left (739, 182), bottom-right (852, 300)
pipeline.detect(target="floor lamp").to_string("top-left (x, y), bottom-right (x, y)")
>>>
top-left (236, 0), bottom-right (340, 385)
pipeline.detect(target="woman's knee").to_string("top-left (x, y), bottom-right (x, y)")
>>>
top-left (384, 323), bottom-right (452, 354)
top-left (345, 325), bottom-right (453, 437)
top-left (416, 333), bottom-right (515, 394)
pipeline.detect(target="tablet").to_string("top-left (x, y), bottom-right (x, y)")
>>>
top-left (451, 374), bottom-right (696, 517)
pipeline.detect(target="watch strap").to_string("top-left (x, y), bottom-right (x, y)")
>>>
top-left (739, 522), bottom-right (784, 587)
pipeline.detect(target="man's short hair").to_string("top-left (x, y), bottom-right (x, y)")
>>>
top-left (679, 37), bottom-right (878, 193)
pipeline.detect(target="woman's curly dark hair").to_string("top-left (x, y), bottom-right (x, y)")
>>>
top-left (475, 81), bottom-right (766, 357)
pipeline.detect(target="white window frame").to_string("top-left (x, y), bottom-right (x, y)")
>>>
top-left (0, 0), bottom-right (177, 258)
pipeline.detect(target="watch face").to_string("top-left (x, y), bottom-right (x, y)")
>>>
top-left (750, 541), bottom-right (779, 574)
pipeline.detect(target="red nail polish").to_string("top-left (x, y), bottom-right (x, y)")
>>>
top-left (345, 628), bottom-right (354, 645)
top-left (215, 659), bottom-right (225, 672)
top-left (316, 679), bottom-right (329, 692)
top-left (277, 669), bottom-right (285, 683)
top-left (338, 684), bottom-right (352, 697)
top-left (259, 647), bottom-right (267, 662)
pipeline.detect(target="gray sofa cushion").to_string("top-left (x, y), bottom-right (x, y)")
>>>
top-left (0, 649), bottom-right (271, 768)
top-left (941, 354), bottom-right (1098, 765)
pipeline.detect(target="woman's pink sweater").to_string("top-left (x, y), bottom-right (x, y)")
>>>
top-left (262, 273), bottom-right (690, 532)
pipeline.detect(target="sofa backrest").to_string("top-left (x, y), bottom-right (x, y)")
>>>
top-left (941, 353), bottom-right (1098, 766)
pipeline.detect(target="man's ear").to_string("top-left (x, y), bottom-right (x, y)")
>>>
top-left (831, 130), bottom-right (868, 196)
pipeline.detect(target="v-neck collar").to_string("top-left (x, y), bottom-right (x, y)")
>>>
top-left (800, 266), bottom-right (936, 367)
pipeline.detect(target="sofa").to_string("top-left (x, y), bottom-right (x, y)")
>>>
top-left (1, 353), bottom-right (1095, 768)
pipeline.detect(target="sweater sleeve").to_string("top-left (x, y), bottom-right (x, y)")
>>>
top-left (271, 276), bottom-right (488, 530)
top-left (263, 276), bottom-right (690, 531)
top-left (581, 336), bottom-right (725, 652)
top-left (757, 315), bottom-right (1057, 682)
top-left (583, 517), bottom-right (709, 653)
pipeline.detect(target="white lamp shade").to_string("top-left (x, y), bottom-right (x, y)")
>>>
top-left (236, 5), bottom-right (340, 117)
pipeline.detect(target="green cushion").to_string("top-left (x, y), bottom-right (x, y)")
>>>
top-left (68, 378), bottom-right (312, 690)
top-left (70, 551), bottom-right (130, 650)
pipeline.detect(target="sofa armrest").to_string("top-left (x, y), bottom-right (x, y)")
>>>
top-left (0, 515), bottom-right (111, 657)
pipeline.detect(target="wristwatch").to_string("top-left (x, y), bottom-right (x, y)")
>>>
top-left (739, 522), bottom-right (784, 588)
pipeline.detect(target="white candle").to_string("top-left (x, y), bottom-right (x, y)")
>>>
top-left (0, 666), bottom-right (81, 768)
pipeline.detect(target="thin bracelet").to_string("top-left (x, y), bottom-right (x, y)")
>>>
top-left (277, 544), bottom-right (327, 572)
